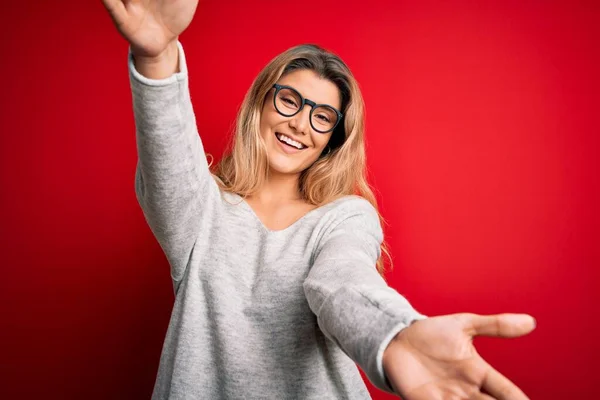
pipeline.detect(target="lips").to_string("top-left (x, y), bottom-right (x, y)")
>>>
top-left (275, 132), bottom-right (307, 150)
top-left (274, 132), bottom-right (306, 155)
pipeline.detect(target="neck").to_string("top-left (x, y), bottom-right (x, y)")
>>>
top-left (252, 169), bottom-right (302, 204)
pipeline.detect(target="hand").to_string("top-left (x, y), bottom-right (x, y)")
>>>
top-left (382, 313), bottom-right (536, 400)
top-left (101, 0), bottom-right (199, 59)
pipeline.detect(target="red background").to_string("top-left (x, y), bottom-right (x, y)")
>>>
top-left (1, 1), bottom-right (598, 399)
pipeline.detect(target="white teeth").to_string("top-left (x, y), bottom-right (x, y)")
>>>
top-left (277, 133), bottom-right (304, 149)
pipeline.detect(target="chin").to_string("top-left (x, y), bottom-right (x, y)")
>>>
top-left (268, 158), bottom-right (303, 175)
top-left (267, 152), bottom-right (313, 175)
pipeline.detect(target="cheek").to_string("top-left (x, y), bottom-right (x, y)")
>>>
top-left (259, 111), bottom-right (274, 139)
top-left (260, 106), bottom-right (282, 138)
top-left (312, 133), bottom-right (331, 151)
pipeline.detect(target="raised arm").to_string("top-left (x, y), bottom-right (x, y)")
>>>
top-left (303, 197), bottom-right (427, 394)
top-left (103, 0), bottom-right (218, 284)
top-left (130, 42), bottom-right (219, 285)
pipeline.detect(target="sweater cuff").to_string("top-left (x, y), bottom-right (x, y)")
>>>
top-left (376, 314), bottom-right (428, 393)
top-left (128, 41), bottom-right (188, 86)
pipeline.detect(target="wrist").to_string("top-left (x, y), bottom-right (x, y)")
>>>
top-left (132, 41), bottom-right (180, 80)
top-left (382, 324), bottom-right (413, 379)
top-left (382, 336), bottom-right (401, 394)
top-left (383, 330), bottom-right (404, 364)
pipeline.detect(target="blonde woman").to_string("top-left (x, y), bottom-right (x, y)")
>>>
top-left (102, 0), bottom-right (536, 399)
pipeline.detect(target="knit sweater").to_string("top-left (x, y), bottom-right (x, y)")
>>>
top-left (129, 41), bottom-right (426, 400)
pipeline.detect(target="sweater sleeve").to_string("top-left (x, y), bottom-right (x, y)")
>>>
top-left (303, 197), bottom-right (427, 394)
top-left (129, 41), bottom-right (219, 284)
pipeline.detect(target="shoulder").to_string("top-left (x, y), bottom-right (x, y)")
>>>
top-left (316, 195), bottom-right (383, 237)
top-left (310, 195), bottom-right (384, 261)
top-left (325, 195), bottom-right (380, 221)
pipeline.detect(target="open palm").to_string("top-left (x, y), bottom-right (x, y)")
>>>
top-left (101, 0), bottom-right (199, 57)
top-left (383, 313), bottom-right (535, 400)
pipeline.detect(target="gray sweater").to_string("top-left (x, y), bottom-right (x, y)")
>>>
top-left (130, 41), bottom-right (426, 400)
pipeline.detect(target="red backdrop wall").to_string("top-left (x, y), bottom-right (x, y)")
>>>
top-left (1, 1), bottom-right (598, 399)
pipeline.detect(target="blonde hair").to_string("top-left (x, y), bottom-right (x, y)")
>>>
top-left (212, 44), bottom-right (392, 276)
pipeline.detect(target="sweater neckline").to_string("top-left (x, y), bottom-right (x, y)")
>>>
top-left (224, 192), bottom-right (350, 235)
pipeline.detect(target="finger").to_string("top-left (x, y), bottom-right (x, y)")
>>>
top-left (462, 313), bottom-right (536, 338)
top-left (101, 0), bottom-right (128, 25)
top-left (481, 364), bottom-right (529, 400)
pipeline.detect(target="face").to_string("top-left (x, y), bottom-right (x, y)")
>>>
top-left (260, 69), bottom-right (342, 176)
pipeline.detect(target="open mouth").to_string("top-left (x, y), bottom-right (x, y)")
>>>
top-left (276, 132), bottom-right (307, 150)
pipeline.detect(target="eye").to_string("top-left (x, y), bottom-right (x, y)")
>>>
top-left (315, 113), bottom-right (331, 123)
top-left (281, 96), bottom-right (298, 107)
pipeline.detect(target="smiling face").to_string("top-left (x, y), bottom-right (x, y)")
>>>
top-left (260, 69), bottom-right (342, 176)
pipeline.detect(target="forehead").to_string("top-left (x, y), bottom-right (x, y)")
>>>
top-left (276, 69), bottom-right (342, 110)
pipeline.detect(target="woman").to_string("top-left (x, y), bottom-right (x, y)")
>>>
top-left (102, 0), bottom-right (536, 399)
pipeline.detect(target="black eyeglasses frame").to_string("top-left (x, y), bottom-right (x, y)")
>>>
top-left (272, 83), bottom-right (343, 134)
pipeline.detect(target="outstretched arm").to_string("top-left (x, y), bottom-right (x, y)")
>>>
top-left (303, 197), bottom-right (426, 393)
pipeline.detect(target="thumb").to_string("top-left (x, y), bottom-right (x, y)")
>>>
top-left (461, 313), bottom-right (536, 338)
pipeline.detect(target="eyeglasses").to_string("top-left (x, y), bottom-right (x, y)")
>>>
top-left (272, 84), bottom-right (343, 134)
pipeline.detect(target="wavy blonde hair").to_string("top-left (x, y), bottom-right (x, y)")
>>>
top-left (212, 44), bottom-right (392, 276)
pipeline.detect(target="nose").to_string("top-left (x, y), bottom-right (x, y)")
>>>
top-left (288, 104), bottom-right (312, 135)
